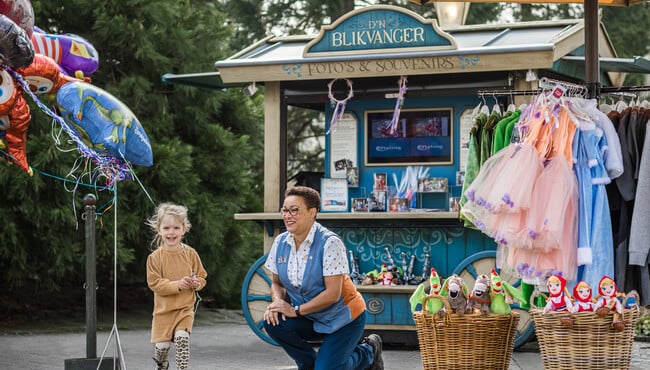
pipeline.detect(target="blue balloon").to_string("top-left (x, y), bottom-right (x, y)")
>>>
top-left (56, 81), bottom-right (153, 166)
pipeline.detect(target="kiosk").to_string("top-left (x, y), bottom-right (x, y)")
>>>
top-left (164, 5), bottom-right (639, 347)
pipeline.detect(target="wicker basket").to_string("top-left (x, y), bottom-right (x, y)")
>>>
top-left (413, 295), bottom-right (520, 370)
top-left (530, 307), bottom-right (640, 370)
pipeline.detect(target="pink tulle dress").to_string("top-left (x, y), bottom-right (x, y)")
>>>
top-left (460, 142), bottom-right (542, 246)
top-left (465, 97), bottom-right (580, 281)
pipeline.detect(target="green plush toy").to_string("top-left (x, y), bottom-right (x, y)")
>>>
top-left (489, 268), bottom-right (525, 314)
top-left (409, 268), bottom-right (443, 314)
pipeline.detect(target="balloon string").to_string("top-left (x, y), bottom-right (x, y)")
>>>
top-left (3, 65), bottom-right (132, 187)
top-left (0, 147), bottom-right (110, 190)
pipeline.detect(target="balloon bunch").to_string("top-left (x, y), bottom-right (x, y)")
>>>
top-left (0, 0), bottom-right (152, 187)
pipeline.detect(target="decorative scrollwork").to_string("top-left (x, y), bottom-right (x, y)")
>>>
top-left (282, 64), bottom-right (303, 78)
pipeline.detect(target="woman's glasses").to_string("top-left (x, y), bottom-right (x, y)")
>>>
top-left (280, 207), bottom-right (303, 216)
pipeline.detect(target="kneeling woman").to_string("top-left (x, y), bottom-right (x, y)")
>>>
top-left (263, 186), bottom-right (383, 370)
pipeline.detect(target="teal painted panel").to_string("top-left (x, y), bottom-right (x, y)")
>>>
top-left (391, 228), bottom-right (426, 278)
top-left (364, 293), bottom-right (393, 324)
top-left (427, 228), bottom-right (453, 277)
top-left (390, 293), bottom-right (414, 325)
top-left (446, 226), bottom-right (468, 276)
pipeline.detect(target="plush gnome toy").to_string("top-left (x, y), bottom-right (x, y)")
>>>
top-left (571, 280), bottom-right (596, 313)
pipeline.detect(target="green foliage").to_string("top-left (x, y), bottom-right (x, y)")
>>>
top-left (1, 0), bottom-right (264, 308)
top-left (636, 314), bottom-right (650, 337)
top-left (602, 4), bottom-right (650, 86)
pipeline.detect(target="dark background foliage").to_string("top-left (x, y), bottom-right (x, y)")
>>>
top-left (1, 0), bottom-right (649, 319)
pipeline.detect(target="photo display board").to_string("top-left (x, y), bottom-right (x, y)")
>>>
top-left (365, 108), bottom-right (453, 166)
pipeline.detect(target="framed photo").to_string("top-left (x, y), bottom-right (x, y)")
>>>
top-left (456, 170), bottom-right (465, 186)
top-left (417, 177), bottom-right (448, 193)
top-left (373, 172), bottom-right (387, 191)
top-left (351, 197), bottom-right (369, 212)
top-left (389, 197), bottom-right (410, 213)
top-left (346, 167), bottom-right (359, 187)
top-left (449, 196), bottom-right (461, 212)
top-left (365, 108), bottom-right (453, 166)
top-left (320, 178), bottom-right (348, 212)
top-left (369, 191), bottom-right (387, 212)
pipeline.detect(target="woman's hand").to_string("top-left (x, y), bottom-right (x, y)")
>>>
top-left (264, 300), bottom-right (291, 326)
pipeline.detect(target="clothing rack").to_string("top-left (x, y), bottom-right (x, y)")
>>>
top-left (600, 91), bottom-right (637, 99)
top-left (477, 77), bottom-right (588, 98)
top-left (479, 79), bottom-right (650, 100)
top-left (600, 85), bottom-right (650, 94)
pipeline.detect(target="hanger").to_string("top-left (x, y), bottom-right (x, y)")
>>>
top-left (506, 91), bottom-right (516, 112)
top-left (479, 94), bottom-right (490, 115)
top-left (615, 99), bottom-right (628, 112)
top-left (491, 93), bottom-right (502, 116)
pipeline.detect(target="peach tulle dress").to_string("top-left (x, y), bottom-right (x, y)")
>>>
top-left (463, 96), bottom-right (579, 281)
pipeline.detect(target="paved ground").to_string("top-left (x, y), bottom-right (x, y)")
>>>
top-left (2, 309), bottom-right (649, 370)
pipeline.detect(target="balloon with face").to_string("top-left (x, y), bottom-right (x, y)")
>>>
top-left (56, 81), bottom-right (153, 167)
top-left (17, 53), bottom-right (81, 96)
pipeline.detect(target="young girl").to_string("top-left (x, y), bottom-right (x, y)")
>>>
top-left (146, 203), bottom-right (207, 370)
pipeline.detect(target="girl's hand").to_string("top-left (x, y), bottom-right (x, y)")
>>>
top-left (178, 276), bottom-right (195, 290)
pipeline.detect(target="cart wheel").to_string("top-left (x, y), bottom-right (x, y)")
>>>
top-left (240, 254), bottom-right (278, 346)
top-left (452, 250), bottom-right (535, 349)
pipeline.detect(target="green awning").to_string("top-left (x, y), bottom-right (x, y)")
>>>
top-left (161, 72), bottom-right (230, 90)
top-left (561, 56), bottom-right (650, 74)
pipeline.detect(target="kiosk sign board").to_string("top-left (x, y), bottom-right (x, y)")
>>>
top-left (304, 5), bottom-right (457, 57)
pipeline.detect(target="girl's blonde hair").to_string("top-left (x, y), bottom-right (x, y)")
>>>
top-left (146, 203), bottom-right (192, 249)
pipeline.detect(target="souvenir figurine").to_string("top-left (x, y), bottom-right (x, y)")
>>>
top-left (409, 268), bottom-right (444, 316)
top-left (571, 280), bottom-right (595, 313)
top-left (441, 274), bottom-right (468, 314)
top-left (622, 290), bottom-right (640, 309)
top-left (361, 272), bottom-right (376, 286)
top-left (465, 274), bottom-right (491, 316)
top-left (376, 263), bottom-right (389, 284)
top-left (543, 275), bottom-right (573, 313)
top-left (594, 275), bottom-right (624, 331)
top-left (543, 274), bottom-right (575, 326)
top-left (382, 269), bottom-right (396, 286)
top-left (489, 268), bottom-right (525, 314)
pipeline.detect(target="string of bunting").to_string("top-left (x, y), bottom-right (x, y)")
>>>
top-left (326, 78), bottom-right (354, 135)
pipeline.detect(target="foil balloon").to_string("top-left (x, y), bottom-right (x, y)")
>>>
top-left (0, 12), bottom-right (33, 68)
top-left (0, 67), bottom-right (32, 174)
top-left (0, 0), bottom-right (34, 37)
top-left (31, 28), bottom-right (99, 77)
top-left (56, 81), bottom-right (153, 167)
top-left (16, 53), bottom-right (80, 95)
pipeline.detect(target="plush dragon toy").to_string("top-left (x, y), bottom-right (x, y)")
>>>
top-left (409, 267), bottom-right (444, 315)
top-left (489, 268), bottom-right (525, 314)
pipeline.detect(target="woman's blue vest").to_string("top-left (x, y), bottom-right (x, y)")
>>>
top-left (276, 224), bottom-right (354, 333)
